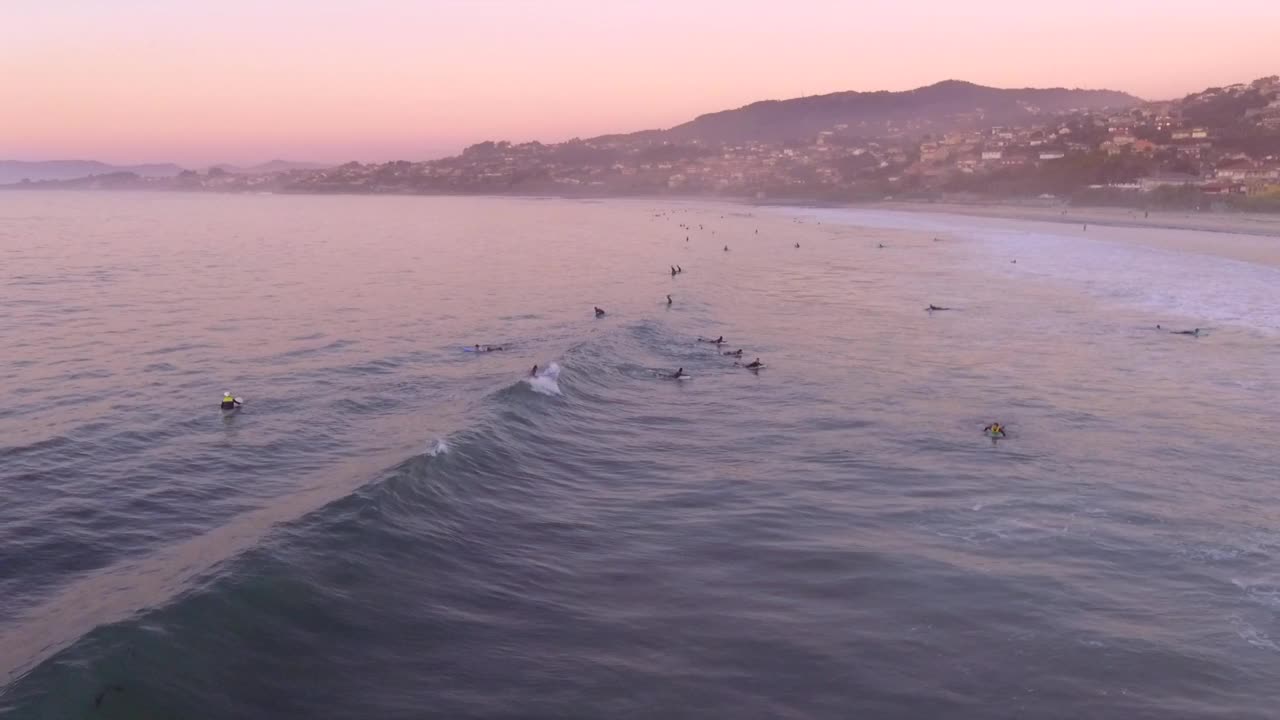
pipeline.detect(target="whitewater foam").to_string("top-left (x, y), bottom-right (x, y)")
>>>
top-left (525, 362), bottom-right (562, 396)
top-left (773, 206), bottom-right (1280, 335)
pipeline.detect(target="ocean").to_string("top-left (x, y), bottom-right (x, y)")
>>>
top-left (1, 192), bottom-right (1278, 719)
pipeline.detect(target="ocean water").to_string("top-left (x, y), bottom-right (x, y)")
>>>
top-left (1, 192), bottom-right (1278, 719)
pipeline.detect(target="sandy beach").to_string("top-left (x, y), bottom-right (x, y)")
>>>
top-left (872, 200), bottom-right (1280, 238)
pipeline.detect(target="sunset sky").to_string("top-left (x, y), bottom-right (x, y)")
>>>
top-left (3, 0), bottom-right (1278, 165)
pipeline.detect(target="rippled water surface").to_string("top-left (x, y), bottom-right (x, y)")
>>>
top-left (1, 192), bottom-right (1278, 719)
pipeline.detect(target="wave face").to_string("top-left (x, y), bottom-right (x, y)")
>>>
top-left (3, 194), bottom-right (1279, 719)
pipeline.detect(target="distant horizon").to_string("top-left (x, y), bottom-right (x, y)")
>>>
top-left (5, 0), bottom-right (1278, 166)
top-left (0, 157), bottom-right (326, 169)
top-left (2, 74), bottom-right (1267, 171)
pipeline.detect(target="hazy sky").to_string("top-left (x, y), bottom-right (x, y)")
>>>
top-left (3, 0), bottom-right (1277, 165)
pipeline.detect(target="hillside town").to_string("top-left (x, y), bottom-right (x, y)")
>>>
top-left (12, 76), bottom-right (1280, 210)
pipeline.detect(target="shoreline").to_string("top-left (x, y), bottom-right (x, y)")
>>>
top-left (7, 185), bottom-right (1280, 238)
top-left (768, 199), bottom-right (1280, 272)
top-left (856, 200), bottom-right (1280, 238)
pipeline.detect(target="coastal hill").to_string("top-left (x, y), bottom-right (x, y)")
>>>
top-left (209, 160), bottom-right (329, 174)
top-left (610, 80), bottom-right (1142, 144)
top-left (8, 76), bottom-right (1278, 213)
top-left (0, 80), bottom-right (1147, 186)
top-left (0, 160), bottom-right (184, 185)
top-left (0, 159), bottom-right (326, 185)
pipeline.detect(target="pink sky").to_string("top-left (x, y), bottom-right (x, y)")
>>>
top-left (3, 0), bottom-right (1277, 166)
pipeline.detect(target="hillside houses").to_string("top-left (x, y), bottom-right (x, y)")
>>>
top-left (18, 76), bottom-right (1277, 207)
top-left (277, 86), bottom-right (1280, 199)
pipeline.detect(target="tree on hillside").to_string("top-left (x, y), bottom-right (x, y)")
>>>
top-left (1182, 90), bottom-right (1270, 126)
top-left (637, 143), bottom-right (713, 163)
top-left (945, 151), bottom-right (1154, 196)
top-left (551, 141), bottom-right (619, 166)
top-left (832, 153), bottom-right (881, 177)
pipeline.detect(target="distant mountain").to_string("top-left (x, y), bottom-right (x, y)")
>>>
top-left (651, 80), bottom-right (1142, 143)
top-left (0, 160), bottom-right (185, 185)
top-left (210, 159), bottom-right (329, 174)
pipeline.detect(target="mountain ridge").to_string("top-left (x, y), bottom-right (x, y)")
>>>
top-left (641, 80), bottom-right (1142, 144)
top-left (209, 159), bottom-right (329, 174)
top-left (0, 160), bottom-right (186, 185)
top-left (0, 159), bottom-right (327, 185)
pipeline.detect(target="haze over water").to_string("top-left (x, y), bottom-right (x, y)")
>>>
top-left (7, 0), bottom-right (1280, 163)
top-left (1, 192), bottom-right (1279, 718)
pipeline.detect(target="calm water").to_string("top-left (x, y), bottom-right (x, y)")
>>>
top-left (1, 192), bottom-right (1278, 719)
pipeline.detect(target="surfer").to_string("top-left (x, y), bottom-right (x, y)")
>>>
top-left (671, 266), bottom-right (677, 276)
top-left (666, 294), bottom-right (673, 305)
top-left (795, 242), bottom-right (800, 248)
top-left (984, 422), bottom-right (1006, 437)
top-left (927, 304), bottom-right (950, 311)
top-left (723, 245), bottom-right (729, 251)
top-left (699, 336), bottom-right (724, 344)
top-left (744, 358), bottom-right (764, 369)
top-left (878, 243), bottom-right (886, 249)
top-left (220, 391), bottom-right (241, 410)
top-left (594, 306), bottom-right (606, 317)
top-left (530, 365), bottom-right (538, 377)
top-left (677, 265), bottom-right (682, 273)
top-left (723, 349), bottom-right (743, 357)
top-left (1172, 328), bottom-right (1201, 336)
top-left (670, 368), bottom-right (688, 379)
